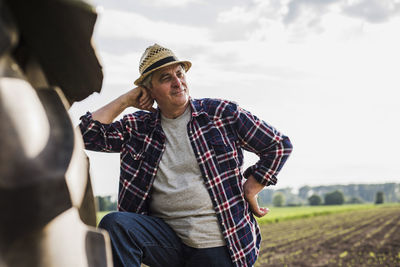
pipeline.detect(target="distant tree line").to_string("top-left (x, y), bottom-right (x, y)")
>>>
top-left (96, 195), bottom-right (117, 211)
top-left (258, 183), bottom-right (399, 207)
top-left (307, 190), bottom-right (345, 206)
top-left (97, 183), bottom-right (398, 210)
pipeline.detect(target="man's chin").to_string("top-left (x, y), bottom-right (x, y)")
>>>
top-left (176, 95), bottom-right (189, 106)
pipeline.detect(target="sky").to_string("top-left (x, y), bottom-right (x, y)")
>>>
top-left (69, 0), bottom-right (400, 196)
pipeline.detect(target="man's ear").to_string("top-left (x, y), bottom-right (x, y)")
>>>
top-left (144, 86), bottom-right (155, 100)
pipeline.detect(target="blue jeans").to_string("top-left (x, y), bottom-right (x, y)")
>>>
top-left (99, 212), bottom-right (234, 267)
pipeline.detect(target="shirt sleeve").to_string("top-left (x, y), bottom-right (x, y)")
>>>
top-left (233, 105), bottom-right (293, 186)
top-left (78, 112), bottom-right (129, 153)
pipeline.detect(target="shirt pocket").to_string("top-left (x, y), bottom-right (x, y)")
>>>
top-left (125, 143), bottom-right (146, 160)
top-left (121, 143), bottom-right (146, 178)
top-left (210, 135), bottom-right (238, 171)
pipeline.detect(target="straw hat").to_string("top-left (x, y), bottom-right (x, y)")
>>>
top-left (134, 44), bottom-right (192, 86)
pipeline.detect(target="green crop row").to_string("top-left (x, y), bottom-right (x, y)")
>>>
top-left (256, 203), bottom-right (399, 225)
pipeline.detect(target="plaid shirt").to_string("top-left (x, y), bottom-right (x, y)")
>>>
top-left (79, 98), bottom-right (292, 267)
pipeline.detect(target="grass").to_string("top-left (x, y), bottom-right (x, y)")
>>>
top-left (97, 211), bottom-right (111, 225)
top-left (256, 203), bottom-right (399, 225)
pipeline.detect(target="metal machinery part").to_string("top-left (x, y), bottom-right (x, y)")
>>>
top-left (0, 0), bottom-right (113, 266)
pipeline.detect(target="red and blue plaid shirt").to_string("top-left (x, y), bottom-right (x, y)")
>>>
top-left (79, 98), bottom-right (292, 266)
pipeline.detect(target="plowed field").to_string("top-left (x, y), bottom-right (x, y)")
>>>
top-left (256, 205), bottom-right (400, 266)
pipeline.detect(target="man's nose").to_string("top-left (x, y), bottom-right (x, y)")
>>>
top-left (171, 75), bottom-right (181, 87)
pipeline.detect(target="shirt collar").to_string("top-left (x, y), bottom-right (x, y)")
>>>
top-left (149, 108), bottom-right (162, 131)
top-left (149, 98), bottom-right (206, 131)
top-left (189, 97), bottom-right (207, 118)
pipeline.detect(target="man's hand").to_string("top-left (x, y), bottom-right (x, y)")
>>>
top-left (243, 175), bottom-right (269, 218)
top-left (125, 86), bottom-right (156, 112)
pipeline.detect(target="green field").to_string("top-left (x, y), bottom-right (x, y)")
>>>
top-left (97, 211), bottom-right (110, 225)
top-left (255, 203), bottom-right (389, 224)
top-left (97, 203), bottom-right (399, 226)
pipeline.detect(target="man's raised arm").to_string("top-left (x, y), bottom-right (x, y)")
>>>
top-left (77, 86), bottom-right (155, 152)
top-left (91, 86), bottom-right (155, 124)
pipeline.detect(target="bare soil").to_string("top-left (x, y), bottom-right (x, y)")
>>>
top-left (255, 205), bottom-right (400, 266)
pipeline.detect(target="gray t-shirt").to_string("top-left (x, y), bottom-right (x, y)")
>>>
top-left (149, 106), bottom-right (226, 248)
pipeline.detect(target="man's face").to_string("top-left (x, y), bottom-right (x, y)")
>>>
top-left (149, 63), bottom-right (189, 111)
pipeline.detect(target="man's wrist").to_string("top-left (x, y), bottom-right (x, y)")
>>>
top-left (243, 175), bottom-right (265, 197)
top-left (120, 92), bottom-right (133, 109)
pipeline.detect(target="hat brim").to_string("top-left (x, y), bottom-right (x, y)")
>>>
top-left (134, 60), bottom-right (191, 86)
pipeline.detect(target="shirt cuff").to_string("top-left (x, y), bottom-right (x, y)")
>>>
top-left (79, 111), bottom-right (93, 125)
top-left (244, 165), bottom-right (277, 186)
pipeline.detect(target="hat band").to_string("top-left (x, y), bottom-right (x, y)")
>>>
top-left (142, 56), bottom-right (178, 75)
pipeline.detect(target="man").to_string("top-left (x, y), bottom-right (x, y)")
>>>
top-left (79, 44), bottom-right (292, 267)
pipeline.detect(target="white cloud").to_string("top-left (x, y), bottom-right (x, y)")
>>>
top-left (97, 9), bottom-right (210, 45)
top-left (213, 0), bottom-right (400, 43)
top-left (213, 1), bottom-right (288, 42)
top-left (284, 0), bottom-right (400, 25)
top-left (99, 51), bottom-right (141, 84)
top-left (139, 0), bottom-right (203, 7)
top-left (217, 6), bottom-right (258, 24)
top-left (343, 0), bottom-right (400, 23)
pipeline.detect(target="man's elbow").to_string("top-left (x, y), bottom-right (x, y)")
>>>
top-left (282, 135), bottom-right (293, 156)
